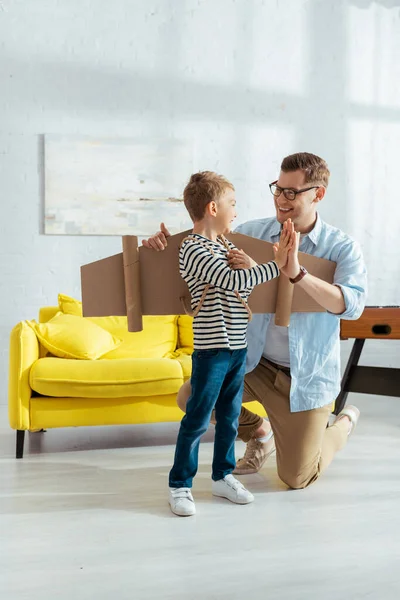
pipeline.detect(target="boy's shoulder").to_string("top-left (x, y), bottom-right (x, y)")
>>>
top-left (179, 235), bottom-right (199, 248)
top-left (180, 234), bottom-right (207, 248)
top-left (179, 234), bottom-right (222, 257)
top-left (180, 234), bottom-right (232, 249)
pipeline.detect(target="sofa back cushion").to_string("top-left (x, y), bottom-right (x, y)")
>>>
top-left (177, 315), bottom-right (194, 351)
top-left (58, 293), bottom-right (83, 316)
top-left (39, 306), bottom-right (59, 323)
top-left (38, 295), bottom-right (179, 359)
top-left (89, 315), bottom-right (178, 359)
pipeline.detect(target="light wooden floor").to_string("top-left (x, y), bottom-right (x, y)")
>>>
top-left (1, 394), bottom-right (400, 600)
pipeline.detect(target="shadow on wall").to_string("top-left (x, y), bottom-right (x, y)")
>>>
top-left (352, 0), bottom-right (400, 8)
top-left (1, 0), bottom-right (399, 300)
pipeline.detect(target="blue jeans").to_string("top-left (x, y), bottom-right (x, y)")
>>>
top-left (169, 348), bottom-right (247, 488)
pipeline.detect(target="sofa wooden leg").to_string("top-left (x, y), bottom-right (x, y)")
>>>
top-left (16, 430), bottom-right (25, 459)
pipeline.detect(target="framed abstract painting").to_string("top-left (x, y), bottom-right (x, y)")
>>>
top-left (44, 135), bottom-right (194, 235)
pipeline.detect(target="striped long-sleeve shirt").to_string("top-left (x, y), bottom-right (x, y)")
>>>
top-left (180, 234), bottom-right (280, 350)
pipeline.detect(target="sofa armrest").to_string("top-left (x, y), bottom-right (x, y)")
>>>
top-left (8, 321), bottom-right (39, 430)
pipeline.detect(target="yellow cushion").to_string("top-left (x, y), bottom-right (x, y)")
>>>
top-left (58, 293), bottom-right (83, 316)
top-left (57, 294), bottom-right (178, 358)
top-left (30, 356), bottom-right (184, 398)
top-left (88, 315), bottom-right (178, 359)
top-left (27, 313), bottom-right (121, 360)
top-left (178, 315), bottom-right (194, 350)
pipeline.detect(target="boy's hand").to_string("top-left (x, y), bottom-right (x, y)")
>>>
top-left (228, 248), bottom-right (257, 270)
top-left (273, 219), bottom-right (296, 270)
top-left (142, 222), bottom-right (171, 251)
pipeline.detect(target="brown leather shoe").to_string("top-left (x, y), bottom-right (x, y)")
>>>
top-left (233, 434), bottom-right (275, 475)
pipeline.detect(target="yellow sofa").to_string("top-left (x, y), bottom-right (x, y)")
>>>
top-left (9, 295), bottom-right (265, 458)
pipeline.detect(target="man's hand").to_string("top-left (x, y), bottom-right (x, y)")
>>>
top-left (141, 222), bottom-right (171, 251)
top-left (285, 231), bottom-right (301, 279)
top-left (228, 248), bottom-right (257, 270)
top-left (273, 219), bottom-right (296, 270)
top-left (277, 219), bottom-right (346, 313)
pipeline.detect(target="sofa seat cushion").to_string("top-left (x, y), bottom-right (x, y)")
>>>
top-left (173, 350), bottom-right (192, 381)
top-left (30, 357), bottom-right (184, 398)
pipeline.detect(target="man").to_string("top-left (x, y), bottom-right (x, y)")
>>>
top-left (143, 152), bottom-right (367, 489)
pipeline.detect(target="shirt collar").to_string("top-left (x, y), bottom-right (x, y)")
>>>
top-left (270, 219), bottom-right (282, 237)
top-left (270, 213), bottom-right (323, 246)
top-left (191, 233), bottom-right (218, 244)
top-left (307, 213), bottom-right (323, 245)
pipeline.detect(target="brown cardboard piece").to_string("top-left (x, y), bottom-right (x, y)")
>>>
top-left (81, 230), bottom-right (336, 331)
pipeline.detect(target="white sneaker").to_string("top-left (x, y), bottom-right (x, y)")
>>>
top-left (334, 404), bottom-right (360, 436)
top-left (169, 487), bottom-right (196, 517)
top-left (212, 474), bottom-right (254, 505)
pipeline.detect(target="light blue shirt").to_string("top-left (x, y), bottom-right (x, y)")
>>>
top-left (235, 214), bottom-right (367, 412)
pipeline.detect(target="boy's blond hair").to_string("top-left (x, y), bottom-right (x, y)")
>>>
top-left (281, 152), bottom-right (330, 187)
top-left (183, 171), bottom-right (234, 222)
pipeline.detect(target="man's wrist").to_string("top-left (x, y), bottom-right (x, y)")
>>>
top-left (289, 266), bottom-right (308, 284)
top-left (286, 263), bottom-right (300, 279)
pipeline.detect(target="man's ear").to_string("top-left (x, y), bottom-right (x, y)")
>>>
top-left (314, 186), bottom-right (326, 204)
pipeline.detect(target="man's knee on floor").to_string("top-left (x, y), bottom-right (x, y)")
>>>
top-left (277, 466), bottom-right (319, 490)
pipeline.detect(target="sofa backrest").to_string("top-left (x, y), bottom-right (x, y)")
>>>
top-left (38, 303), bottom-right (194, 357)
top-left (39, 306), bottom-right (59, 323)
top-left (177, 315), bottom-right (194, 351)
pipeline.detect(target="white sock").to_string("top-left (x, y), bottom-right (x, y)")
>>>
top-left (256, 420), bottom-right (273, 443)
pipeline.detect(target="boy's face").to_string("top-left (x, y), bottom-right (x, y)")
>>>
top-left (273, 169), bottom-right (323, 228)
top-left (214, 188), bottom-right (237, 234)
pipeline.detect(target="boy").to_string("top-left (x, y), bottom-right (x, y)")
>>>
top-left (169, 171), bottom-right (294, 516)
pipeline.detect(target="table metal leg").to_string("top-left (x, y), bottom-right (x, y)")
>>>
top-left (334, 338), bottom-right (365, 415)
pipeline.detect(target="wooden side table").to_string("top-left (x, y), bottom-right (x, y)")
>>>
top-left (334, 306), bottom-right (400, 415)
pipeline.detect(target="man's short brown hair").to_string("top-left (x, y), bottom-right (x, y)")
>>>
top-left (281, 152), bottom-right (330, 187)
top-left (183, 171), bottom-right (234, 222)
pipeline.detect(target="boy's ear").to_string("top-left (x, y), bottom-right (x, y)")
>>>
top-left (207, 201), bottom-right (218, 216)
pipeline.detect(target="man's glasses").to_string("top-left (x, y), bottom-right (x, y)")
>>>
top-left (269, 181), bottom-right (322, 201)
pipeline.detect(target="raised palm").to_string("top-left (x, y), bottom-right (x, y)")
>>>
top-left (275, 224), bottom-right (300, 278)
top-left (273, 219), bottom-right (299, 275)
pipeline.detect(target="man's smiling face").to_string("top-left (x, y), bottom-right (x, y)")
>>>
top-left (273, 169), bottom-right (323, 230)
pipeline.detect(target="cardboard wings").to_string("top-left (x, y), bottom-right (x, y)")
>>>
top-left (81, 230), bottom-right (336, 331)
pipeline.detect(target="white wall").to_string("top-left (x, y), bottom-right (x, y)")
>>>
top-left (1, 0), bottom-right (400, 403)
